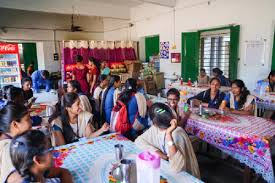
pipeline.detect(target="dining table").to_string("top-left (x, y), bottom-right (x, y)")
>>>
top-left (52, 133), bottom-right (203, 183)
top-left (252, 91), bottom-right (275, 111)
top-left (185, 108), bottom-right (275, 183)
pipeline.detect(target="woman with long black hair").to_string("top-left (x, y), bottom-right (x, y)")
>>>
top-left (87, 57), bottom-right (101, 94)
top-left (50, 92), bottom-right (109, 146)
top-left (220, 79), bottom-right (255, 115)
top-left (102, 75), bottom-right (121, 123)
top-left (114, 78), bottom-right (149, 140)
top-left (0, 104), bottom-right (32, 182)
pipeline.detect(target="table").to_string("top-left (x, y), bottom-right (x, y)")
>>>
top-left (33, 89), bottom-right (58, 104)
top-left (252, 92), bottom-right (275, 111)
top-left (185, 112), bottom-right (275, 183)
top-left (168, 82), bottom-right (231, 103)
top-left (52, 133), bottom-right (202, 183)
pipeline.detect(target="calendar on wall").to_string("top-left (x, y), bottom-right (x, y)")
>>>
top-left (244, 40), bottom-right (266, 66)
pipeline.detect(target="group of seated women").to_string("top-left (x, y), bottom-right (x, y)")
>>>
top-left (0, 66), bottom-right (274, 182)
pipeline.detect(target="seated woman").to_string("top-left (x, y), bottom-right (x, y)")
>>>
top-left (50, 92), bottom-right (109, 146)
top-left (114, 78), bottom-right (149, 140)
top-left (220, 79), bottom-right (255, 115)
top-left (93, 74), bottom-right (109, 127)
top-left (7, 130), bottom-right (73, 183)
top-left (21, 77), bottom-right (34, 102)
top-left (0, 85), bottom-right (13, 109)
top-left (187, 78), bottom-right (225, 109)
top-left (67, 80), bottom-right (92, 113)
top-left (0, 104), bottom-right (32, 182)
top-left (5, 87), bottom-right (25, 106)
top-left (103, 75), bottom-right (121, 123)
top-left (212, 68), bottom-right (231, 86)
top-left (197, 68), bottom-right (209, 85)
top-left (135, 103), bottom-right (200, 178)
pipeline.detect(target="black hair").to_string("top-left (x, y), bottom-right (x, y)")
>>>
top-left (10, 130), bottom-right (48, 182)
top-left (268, 70), bottom-right (275, 81)
top-left (41, 70), bottom-right (50, 79)
top-left (101, 75), bottom-right (120, 121)
top-left (231, 79), bottom-right (250, 109)
top-left (68, 80), bottom-right (82, 93)
top-left (21, 77), bottom-right (32, 86)
top-left (75, 55), bottom-right (83, 63)
top-left (209, 77), bottom-right (221, 85)
top-left (96, 74), bottom-right (108, 86)
top-left (118, 78), bottom-right (137, 104)
top-left (88, 57), bottom-right (101, 71)
top-left (149, 103), bottom-right (176, 129)
top-left (2, 85), bottom-right (13, 99)
top-left (61, 92), bottom-right (80, 144)
top-left (200, 68), bottom-right (206, 72)
top-left (0, 103), bottom-right (28, 135)
top-left (167, 88), bottom-right (180, 99)
top-left (6, 87), bottom-right (24, 104)
top-left (212, 68), bottom-right (223, 76)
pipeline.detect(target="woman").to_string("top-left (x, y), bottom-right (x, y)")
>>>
top-left (197, 68), bottom-right (209, 85)
top-left (6, 130), bottom-right (73, 183)
top-left (115, 78), bottom-right (149, 140)
top-left (5, 87), bottom-right (25, 106)
top-left (212, 68), bottom-right (231, 86)
top-left (87, 57), bottom-right (100, 94)
top-left (103, 75), bottom-right (121, 123)
top-left (21, 77), bottom-right (34, 102)
top-left (135, 103), bottom-right (200, 178)
top-left (0, 104), bottom-right (32, 182)
top-left (93, 75), bottom-right (109, 127)
top-left (101, 61), bottom-right (110, 75)
top-left (187, 78), bottom-right (226, 109)
top-left (258, 70), bottom-right (275, 92)
top-left (50, 93), bottom-right (109, 146)
top-left (72, 55), bottom-right (89, 94)
top-left (220, 79), bottom-right (255, 115)
top-left (67, 80), bottom-right (92, 113)
top-left (27, 62), bottom-right (35, 77)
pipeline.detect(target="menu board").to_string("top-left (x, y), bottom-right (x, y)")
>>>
top-left (0, 42), bottom-right (21, 88)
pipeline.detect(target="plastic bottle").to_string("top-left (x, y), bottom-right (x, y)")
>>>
top-left (187, 78), bottom-right (192, 86)
top-left (136, 151), bottom-right (160, 183)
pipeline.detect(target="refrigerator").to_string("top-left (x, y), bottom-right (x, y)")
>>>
top-left (0, 42), bottom-right (21, 88)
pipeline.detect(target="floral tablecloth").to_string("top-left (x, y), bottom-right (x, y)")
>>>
top-left (52, 133), bottom-right (202, 183)
top-left (185, 113), bottom-right (275, 183)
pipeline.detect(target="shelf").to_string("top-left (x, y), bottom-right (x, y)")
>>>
top-left (0, 73), bottom-right (19, 76)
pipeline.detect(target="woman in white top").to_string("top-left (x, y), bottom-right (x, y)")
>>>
top-left (67, 80), bottom-right (92, 113)
top-left (51, 93), bottom-right (109, 146)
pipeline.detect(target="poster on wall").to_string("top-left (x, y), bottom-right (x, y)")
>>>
top-left (160, 42), bottom-right (169, 59)
top-left (171, 53), bottom-right (181, 63)
top-left (0, 42), bottom-right (21, 88)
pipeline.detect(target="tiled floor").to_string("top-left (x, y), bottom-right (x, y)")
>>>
top-left (197, 152), bottom-right (267, 183)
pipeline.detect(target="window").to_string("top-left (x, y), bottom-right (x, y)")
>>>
top-left (199, 29), bottom-right (230, 78)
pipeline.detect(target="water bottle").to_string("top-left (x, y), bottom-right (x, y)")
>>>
top-left (136, 151), bottom-right (160, 183)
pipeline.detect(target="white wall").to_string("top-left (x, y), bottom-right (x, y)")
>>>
top-left (104, 0), bottom-right (275, 90)
top-left (0, 8), bottom-right (104, 72)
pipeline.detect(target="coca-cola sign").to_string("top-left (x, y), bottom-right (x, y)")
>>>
top-left (0, 43), bottom-right (18, 53)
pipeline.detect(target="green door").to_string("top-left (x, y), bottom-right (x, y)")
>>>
top-left (145, 35), bottom-right (159, 62)
top-left (22, 43), bottom-right (38, 71)
top-left (229, 25), bottom-right (240, 80)
top-left (272, 29), bottom-right (275, 70)
top-left (181, 32), bottom-right (199, 81)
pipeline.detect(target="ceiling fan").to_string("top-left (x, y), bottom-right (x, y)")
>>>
top-left (70, 13), bottom-right (82, 32)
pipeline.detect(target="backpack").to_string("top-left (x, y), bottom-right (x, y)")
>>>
top-left (110, 100), bottom-right (132, 134)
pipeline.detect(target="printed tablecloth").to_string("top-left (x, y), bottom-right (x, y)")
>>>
top-left (52, 133), bottom-right (202, 183)
top-left (253, 92), bottom-right (275, 110)
top-left (185, 113), bottom-right (275, 183)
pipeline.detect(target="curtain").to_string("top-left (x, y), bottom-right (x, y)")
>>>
top-left (63, 40), bottom-right (137, 65)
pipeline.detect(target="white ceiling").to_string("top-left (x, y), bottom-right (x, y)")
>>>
top-left (0, 0), bottom-right (176, 19)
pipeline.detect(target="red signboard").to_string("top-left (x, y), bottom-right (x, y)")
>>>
top-left (0, 43), bottom-right (19, 54)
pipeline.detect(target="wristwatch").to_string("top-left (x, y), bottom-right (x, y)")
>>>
top-left (167, 141), bottom-right (175, 147)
